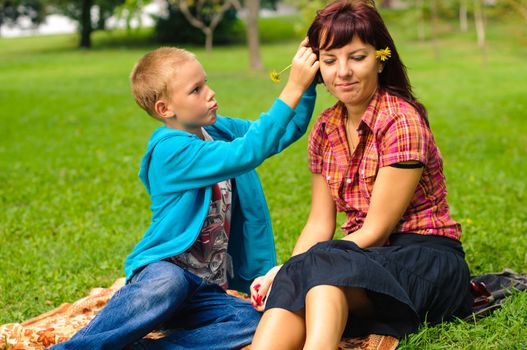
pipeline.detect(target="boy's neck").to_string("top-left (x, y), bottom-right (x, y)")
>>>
top-left (165, 119), bottom-right (205, 140)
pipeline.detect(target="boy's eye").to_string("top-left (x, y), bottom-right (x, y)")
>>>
top-left (191, 86), bottom-right (201, 94)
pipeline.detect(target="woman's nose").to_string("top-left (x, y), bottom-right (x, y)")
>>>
top-left (337, 61), bottom-right (351, 78)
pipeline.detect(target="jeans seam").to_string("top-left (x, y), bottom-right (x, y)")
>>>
top-left (186, 277), bottom-right (207, 301)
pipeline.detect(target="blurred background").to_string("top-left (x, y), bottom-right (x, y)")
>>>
top-left (1, 0), bottom-right (526, 348)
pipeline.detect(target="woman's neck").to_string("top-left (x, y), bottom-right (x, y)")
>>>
top-left (343, 88), bottom-right (377, 125)
top-left (344, 103), bottom-right (367, 126)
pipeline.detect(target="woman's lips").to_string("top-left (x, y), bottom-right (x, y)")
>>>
top-left (336, 82), bottom-right (358, 90)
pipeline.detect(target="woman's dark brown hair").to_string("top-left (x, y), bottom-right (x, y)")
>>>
top-left (307, 0), bottom-right (428, 123)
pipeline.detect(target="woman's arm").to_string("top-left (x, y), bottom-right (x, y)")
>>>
top-left (250, 173), bottom-right (336, 311)
top-left (291, 173), bottom-right (337, 256)
top-left (342, 163), bottom-right (423, 248)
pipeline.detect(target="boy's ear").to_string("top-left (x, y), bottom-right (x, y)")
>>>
top-left (154, 99), bottom-right (175, 120)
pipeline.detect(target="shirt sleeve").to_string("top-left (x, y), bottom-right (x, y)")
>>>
top-left (379, 112), bottom-right (431, 168)
top-left (308, 118), bottom-right (325, 174)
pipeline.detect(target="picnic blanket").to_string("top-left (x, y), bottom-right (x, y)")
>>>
top-left (0, 278), bottom-right (399, 350)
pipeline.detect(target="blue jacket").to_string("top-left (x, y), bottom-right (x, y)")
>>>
top-left (124, 84), bottom-right (316, 293)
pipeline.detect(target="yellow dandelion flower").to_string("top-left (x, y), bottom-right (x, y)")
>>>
top-left (269, 70), bottom-right (281, 83)
top-left (375, 47), bottom-right (392, 61)
top-left (269, 63), bottom-right (292, 84)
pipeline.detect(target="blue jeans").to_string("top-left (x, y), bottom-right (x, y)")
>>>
top-left (48, 261), bottom-right (261, 350)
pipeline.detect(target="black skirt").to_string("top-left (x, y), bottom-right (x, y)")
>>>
top-left (265, 233), bottom-right (473, 339)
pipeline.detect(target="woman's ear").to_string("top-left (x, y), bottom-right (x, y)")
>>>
top-left (378, 63), bottom-right (385, 74)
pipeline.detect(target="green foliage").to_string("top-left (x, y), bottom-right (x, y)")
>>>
top-left (285, 0), bottom-right (330, 36)
top-left (0, 14), bottom-right (526, 347)
top-left (0, 0), bottom-right (46, 29)
top-left (154, 5), bottom-right (245, 45)
top-left (49, 0), bottom-right (123, 22)
top-left (258, 15), bottom-right (303, 43)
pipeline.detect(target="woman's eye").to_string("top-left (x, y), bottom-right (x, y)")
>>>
top-left (351, 56), bottom-right (366, 61)
top-left (323, 60), bottom-right (335, 65)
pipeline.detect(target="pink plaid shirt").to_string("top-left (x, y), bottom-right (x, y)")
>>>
top-left (308, 90), bottom-right (462, 240)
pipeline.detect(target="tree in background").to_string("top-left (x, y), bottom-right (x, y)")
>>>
top-left (501, 0), bottom-right (527, 22)
top-left (49, 0), bottom-right (125, 48)
top-left (0, 0), bottom-right (46, 36)
top-left (245, 0), bottom-right (262, 69)
top-left (113, 0), bottom-right (151, 33)
top-left (170, 0), bottom-right (242, 51)
top-left (154, 4), bottom-right (244, 45)
top-left (459, 0), bottom-right (468, 32)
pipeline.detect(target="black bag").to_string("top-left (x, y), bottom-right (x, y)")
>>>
top-left (466, 269), bottom-right (527, 320)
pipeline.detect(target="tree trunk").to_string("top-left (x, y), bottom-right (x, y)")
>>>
top-left (80, 0), bottom-right (93, 48)
top-left (205, 29), bottom-right (213, 52)
top-left (430, 0), bottom-right (440, 59)
top-left (416, 0), bottom-right (425, 42)
top-left (473, 0), bottom-right (487, 62)
top-left (382, 0), bottom-right (393, 8)
top-left (0, 5), bottom-right (5, 37)
top-left (246, 0), bottom-right (262, 70)
top-left (474, 0), bottom-right (486, 49)
top-left (459, 0), bottom-right (468, 32)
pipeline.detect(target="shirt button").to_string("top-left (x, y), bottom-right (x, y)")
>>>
top-left (326, 175), bottom-right (331, 181)
top-left (346, 178), bottom-right (352, 184)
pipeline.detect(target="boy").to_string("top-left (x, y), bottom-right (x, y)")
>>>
top-left (50, 41), bottom-right (318, 350)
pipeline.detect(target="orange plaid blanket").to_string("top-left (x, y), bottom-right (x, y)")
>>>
top-left (0, 279), bottom-right (398, 350)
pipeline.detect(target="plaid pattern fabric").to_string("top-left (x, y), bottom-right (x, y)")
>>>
top-left (308, 90), bottom-right (461, 240)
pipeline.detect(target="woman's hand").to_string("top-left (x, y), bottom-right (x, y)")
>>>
top-left (250, 265), bottom-right (282, 312)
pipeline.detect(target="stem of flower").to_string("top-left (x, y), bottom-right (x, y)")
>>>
top-left (278, 64), bottom-right (292, 75)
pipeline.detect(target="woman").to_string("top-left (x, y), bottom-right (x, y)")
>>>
top-left (249, 1), bottom-right (473, 349)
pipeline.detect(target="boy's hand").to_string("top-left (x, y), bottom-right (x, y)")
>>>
top-left (279, 38), bottom-right (319, 109)
top-left (250, 265), bottom-right (282, 312)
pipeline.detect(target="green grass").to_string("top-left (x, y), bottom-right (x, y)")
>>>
top-left (1, 14), bottom-right (526, 349)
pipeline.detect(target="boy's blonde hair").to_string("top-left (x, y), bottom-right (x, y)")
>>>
top-left (130, 47), bottom-right (196, 121)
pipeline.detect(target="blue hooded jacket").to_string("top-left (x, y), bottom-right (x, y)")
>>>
top-left (124, 84), bottom-right (316, 292)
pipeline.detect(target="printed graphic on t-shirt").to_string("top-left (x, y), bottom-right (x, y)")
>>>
top-left (168, 129), bottom-right (233, 288)
top-left (170, 181), bottom-right (232, 288)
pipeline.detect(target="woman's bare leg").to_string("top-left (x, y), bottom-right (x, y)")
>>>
top-left (251, 308), bottom-right (306, 350)
top-left (303, 285), bottom-right (373, 350)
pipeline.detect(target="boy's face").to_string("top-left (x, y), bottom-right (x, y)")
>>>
top-left (159, 59), bottom-right (218, 133)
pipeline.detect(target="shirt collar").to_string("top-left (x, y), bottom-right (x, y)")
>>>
top-left (321, 89), bottom-right (383, 134)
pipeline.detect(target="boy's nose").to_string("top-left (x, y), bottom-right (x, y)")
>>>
top-left (208, 87), bottom-right (216, 100)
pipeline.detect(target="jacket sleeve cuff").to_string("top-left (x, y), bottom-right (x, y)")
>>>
top-left (270, 98), bottom-right (296, 127)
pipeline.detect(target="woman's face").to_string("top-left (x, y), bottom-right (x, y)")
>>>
top-left (319, 35), bottom-right (382, 109)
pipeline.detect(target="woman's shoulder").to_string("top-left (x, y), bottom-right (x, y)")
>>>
top-left (377, 91), bottom-right (427, 129)
top-left (311, 101), bottom-right (343, 132)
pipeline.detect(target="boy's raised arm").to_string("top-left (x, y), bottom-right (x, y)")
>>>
top-left (149, 40), bottom-right (319, 193)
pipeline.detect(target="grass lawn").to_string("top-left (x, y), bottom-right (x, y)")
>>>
top-left (1, 14), bottom-right (526, 349)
